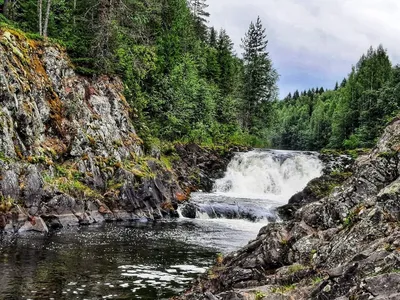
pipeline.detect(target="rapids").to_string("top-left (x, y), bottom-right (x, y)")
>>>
top-left (0, 150), bottom-right (323, 299)
top-left (183, 150), bottom-right (323, 221)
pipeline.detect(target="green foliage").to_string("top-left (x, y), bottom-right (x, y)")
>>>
top-left (269, 45), bottom-right (397, 151)
top-left (288, 264), bottom-right (306, 274)
top-left (2, 2), bottom-right (399, 150)
top-left (312, 277), bottom-right (323, 285)
top-left (255, 291), bottom-right (266, 300)
top-left (342, 209), bottom-right (359, 229)
top-left (2, 0), bottom-right (275, 147)
top-left (241, 16), bottom-right (278, 136)
top-left (378, 151), bottom-right (398, 159)
top-left (0, 195), bottom-right (15, 213)
top-left (271, 284), bottom-right (296, 294)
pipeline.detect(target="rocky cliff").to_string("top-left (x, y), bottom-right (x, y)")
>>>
top-left (0, 27), bottom-right (238, 233)
top-left (176, 120), bottom-right (400, 299)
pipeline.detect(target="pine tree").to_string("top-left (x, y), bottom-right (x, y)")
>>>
top-left (293, 90), bottom-right (300, 99)
top-left (216, 29), bottom-right (235, 94)
top-left (334, 81), bottom-right (339, 90)
top-left (241, 16), bottom-right (278, 133)
top-left (208, 26), bottom-right (217, 48)
top-left (188, 0), bottom-right (209, 40)
top-left (284, 92), bottom-right (292, 101)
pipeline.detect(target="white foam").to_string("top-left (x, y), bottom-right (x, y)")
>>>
top-left (214, 150), bottom-right (323, 204)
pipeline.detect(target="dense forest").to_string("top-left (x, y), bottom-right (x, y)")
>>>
top-left (0, 0), bottom-right (278, 147)
top-left (0, 0), bottom-right (399, 150)
top-left (269, 45), bottom-right (400, 150)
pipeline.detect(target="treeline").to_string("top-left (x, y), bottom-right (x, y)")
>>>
top-left (0, 0), bottom-right (278, 146)
top-left (268, 45), bottom-right (400, 150)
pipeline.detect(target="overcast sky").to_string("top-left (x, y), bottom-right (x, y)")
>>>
top-left (207, 0), bottom-right (400, 98)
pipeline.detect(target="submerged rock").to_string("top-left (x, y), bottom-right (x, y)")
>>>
top-left (175, 118), bottom-right (400, 300)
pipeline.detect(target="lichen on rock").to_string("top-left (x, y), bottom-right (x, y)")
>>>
top-left (0, 28), bottom-right (235, 233)
top-left (175, 118), bottom-right (400, 300)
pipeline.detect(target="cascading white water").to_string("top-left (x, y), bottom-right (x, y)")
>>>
top-left (213, 150), bottom-right (323, 203)
top-left (178, 150), bottom-right (324, 252)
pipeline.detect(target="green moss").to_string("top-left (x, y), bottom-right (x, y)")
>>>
top-left (107, 179), bottom-right (124, 191)
top-left (44, 174), bottom-right (102, 200)
top-left (27, 155), bottom-right (46, 164)
top-left (0, 152), bottom-right (12, 163)
top-left (0, 195), bottom-right (15, 213)
top-left (255, 291), bottom-right (266, 300)
top-left (160, 141), bottom-right (177, 156)
top-left (312, 277), bottom-right (323, 285)
top-left (321, 148), bottom-right (370, 159)
top-left (1, 31), bottom-right (20, 51)
top-left (113, 140), bottom-right (124, 148)
top-left (159, 154), bottom-right (180, 171)
top-left (280, 238), bottom-right (289, 245)
top-left (87, 135), bottom-right (96, 147)
top-left (342, 206), bottom-right (364, 229)
top-left (309, 171), bottom-right (353, 199)
top-left (310, 249), bottom-right (318, 262)
top-left (55, 165), bottom-right (69, 177)
top-left (378, 151), bottom-right (398, 159)
top-left (270, 284), bottom-right (296, 294)
top-left (288, 264), bottom-right (306, 274)
top-left (330, 171), bottom-right (353, 178)
top-left (121, 156), bottom-right (156, 179)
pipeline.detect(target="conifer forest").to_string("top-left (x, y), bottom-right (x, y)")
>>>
top-left (1, 0), bottom-right (399, 150)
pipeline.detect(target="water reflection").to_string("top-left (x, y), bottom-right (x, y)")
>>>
top-left (0, 222), bottom-right (220, 300)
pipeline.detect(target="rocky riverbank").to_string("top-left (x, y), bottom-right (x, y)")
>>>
top-left (0, 27), bottom-right (245, 234)
top-left (175, 120), bottom-right (400, 299)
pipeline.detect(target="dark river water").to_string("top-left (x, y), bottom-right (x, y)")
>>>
top-left (0, 150), bottom-right (323, 300)
top-left (0, 218), bottom-right (262, 300)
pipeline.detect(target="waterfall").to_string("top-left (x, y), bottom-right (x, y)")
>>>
top-left (213, 150), bottom-right (323, 203)
top-left (181, 150), bottom-right (323, 222)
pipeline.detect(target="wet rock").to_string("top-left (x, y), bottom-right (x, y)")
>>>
top-left (181, 202), bottom-right (198, 219)
top-left (18, 217), bottom-right (48, 233)
top-left (176, 118), bottom-right (400, 300)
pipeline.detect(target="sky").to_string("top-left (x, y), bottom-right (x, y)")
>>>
top-left (207, 0), bottom-right (400, 98)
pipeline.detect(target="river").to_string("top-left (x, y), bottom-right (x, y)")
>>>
top-left (0, 150), bottom-right (323, 300)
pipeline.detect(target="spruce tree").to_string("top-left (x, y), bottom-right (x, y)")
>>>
top-left (285, 92), bottom-right (292, 101)
top-left (217, 29), bottom-right (235, 95)
top-left (334, 81), bottom-right (339, 90)
top-left (209, 26), bottom-right (217, 48)
top-left (188, 0), bottom-right (209, 40)
top-left (241, 16), bottom-right (278, 133)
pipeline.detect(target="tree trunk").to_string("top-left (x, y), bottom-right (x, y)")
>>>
top-left (38, 0), bottom-right (43, 35)
top-left (43, 0), bottom-right (51, 37)
top-left (73, 0), bottom-right (76, 26)
top-left (3, 0), bottom-right (9, 18)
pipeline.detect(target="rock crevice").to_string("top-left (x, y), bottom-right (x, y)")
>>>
top-left (177, 119), bottom-right (400, 300)
top-left (0, 29), bottom-right (238, 234)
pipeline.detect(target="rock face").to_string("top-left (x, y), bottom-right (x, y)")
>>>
top-left (176, 119), bottom-right (400, 300)
top-left (0, 28), bottom-right (235, 233)
top-left (277, 152), bottom-right (354, 221)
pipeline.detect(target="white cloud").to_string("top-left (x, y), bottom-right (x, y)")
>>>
top-left (207, 0), bottom-right (400, 96)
